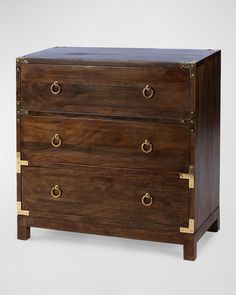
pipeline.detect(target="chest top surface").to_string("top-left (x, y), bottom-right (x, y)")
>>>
top-left (20, 47), bottom-right (218, 66)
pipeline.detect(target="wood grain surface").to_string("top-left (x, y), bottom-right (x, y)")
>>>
top-left (22, 166), bottom-right (189, 226)
top-left (21, 64), bottom-right (189, 119)
top-left (21, 116), bottom-right (190, 172)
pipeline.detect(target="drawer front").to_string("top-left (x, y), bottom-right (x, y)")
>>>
top-left (22, 116), bottom-right (190, 172)
top-left (21, 64), bottom-right (189, 119)
top-left (22, 166), bottom-right (189, 227)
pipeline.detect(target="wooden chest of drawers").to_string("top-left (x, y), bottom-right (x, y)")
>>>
top-left (16, 47), bottom-right (220, 260)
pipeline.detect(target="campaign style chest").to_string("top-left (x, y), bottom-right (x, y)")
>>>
top-left (16, 47), bottom-right (220, 260)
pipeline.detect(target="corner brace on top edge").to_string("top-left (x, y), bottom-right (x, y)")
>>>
top-left (16, 57), bottom-right (29, 64)
top-left (180, 61), bottom-right (196, 78)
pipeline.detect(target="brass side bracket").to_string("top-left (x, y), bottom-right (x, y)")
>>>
top-left (17, 101), bottom-right (28, 123)
top-left (17, 202), bottom-right (29, 216)
top-left (16, 57), bottom-right (29, 64)
top-left (180, 111), bottom-right (195, 133)
top-left (180, 61), bottom-right (196, 78)
top-left (16, 152), bottom-right (28, 173)
top-left (180, 219), bottom-right (194, 234)
top-left (180, 165), bottom-right (194, 189)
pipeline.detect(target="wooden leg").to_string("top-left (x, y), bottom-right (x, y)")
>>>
top-left (207, 218), bottom-right (220, 232)
top-left (183, 238), bottom-right (197, 261)
top-left (17, 216), bottom-right (30, 240)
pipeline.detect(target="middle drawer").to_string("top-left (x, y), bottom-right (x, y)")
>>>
top-left (21, 116), bottom-right (189, 172)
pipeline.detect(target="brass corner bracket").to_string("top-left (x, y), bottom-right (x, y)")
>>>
top-left (180, 165), bottom-right (194, 189)
top-left (16, 152), bottom-right (28, 173)
top-left (180, 219), bottom-right (194, 234)
top-left (17, 202), bottom-right (29, 216)
top-left (180, 111), bottom-right (195, 133)
top-left (180, 61), bottom-right (196, 78)
top-left (16, 57), bottom-right (29, 64)
top-left (16, 101), bottom-right (28, 123)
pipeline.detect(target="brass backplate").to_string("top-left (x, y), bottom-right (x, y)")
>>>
top-left (180, 165), bottom-right (194, 189)
top-left (180, 219), bottom-right (194, 234)
top-left (17, 202), bottom-right (29, 216)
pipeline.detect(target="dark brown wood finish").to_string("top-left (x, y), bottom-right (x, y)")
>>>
top-left (17, 206), bottom-right (220, 259)
top-left (21, 64), bottom-right (189, 119)
top-left (16, 47), bottom-right (221, 261)
top-left (22, 47), bottom-right (219, 66)
top-left (16, 61), bottom-right (22, 202)
top-left (21, 116), bottom-right (190, 172)
top-left (195, 51), bottom-right (221, 230)
top-left (22, 166), bottom-right (189, 226)
top-left (17, 215), bottom-right (30, 240)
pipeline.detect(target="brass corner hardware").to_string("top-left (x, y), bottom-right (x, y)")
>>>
top-left (16, 101), bottom-right (28, 123)
top-left (180, 165), bottom-right (194, 189)
top-left (180, 111), bottom-right (195, 133)
top-left (180, 61), bottom-right (196, 78)
top-left (16, 57), bottom-right (29, 64)
top-left (180, 219), bottom-right (194, 234)
top-left (17, 202), bottom-right (29, 216)
top-left (16, 152), bottom-right (28, 173)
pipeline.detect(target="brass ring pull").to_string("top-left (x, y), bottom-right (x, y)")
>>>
top-left (51, 185), bottom-right (62, 199)
top-left (142, 193), bottom-right (153, 207)
top-left (50, 81), bottom-right (62, 95)
top-left (51, 133), bottom-right (62, 148)
top-left (142, 85), bottom-right (154, 98)
top-left (141, 139), bottom-right (153, 153)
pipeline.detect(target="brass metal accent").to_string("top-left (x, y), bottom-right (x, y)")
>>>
top-left (16, 57), bottom-right (29, 64)
top-left (141, 193), bottom-right (153, 207)
top-left (17, 202), bottom-right (29, 216)
top-left (51, 133), bottom-right (62, 147)
top-left (180, 165), bottom-right (194, 189)
top-left (141, 139), bottom-right (153, 153)
top-left (142, 85), bottom-right (154, 98)
top-left (180, 61), bottom-right (196, 78)
top-left (180, 112), bottom-right (195, 133)
top-left (51, 185), bottom-right (62, 199)
top-left (180, 219), bottom-right (194, 234)
top-left (16, 152), bottom-right (28, 173)
top-left (50, 81), bottom-right (62, 95)
top-left (16, 101), bottom-right (28, 123)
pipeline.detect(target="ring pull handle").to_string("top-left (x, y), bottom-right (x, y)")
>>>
top-left (51, 133), bottom-right (62, 148)
top-left (142, 85), bottom-right (154, 98)
top-left (50, 81), bottom-right (62, 95)
top-left (141, 139), bottom-right (153, 153)
top-left (142, 193), bottom-right (153, 207)
top-left (51, 185), bottom-right (62, 199)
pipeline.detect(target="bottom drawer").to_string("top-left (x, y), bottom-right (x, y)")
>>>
top-left (22, 166), bottom-right (189, 227)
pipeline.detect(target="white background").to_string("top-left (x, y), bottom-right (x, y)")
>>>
top-left (0, 0), bottom-right (236, 294)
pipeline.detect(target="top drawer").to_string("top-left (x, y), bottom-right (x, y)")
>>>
top-left (21, 64), bottom-right (189, 119)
